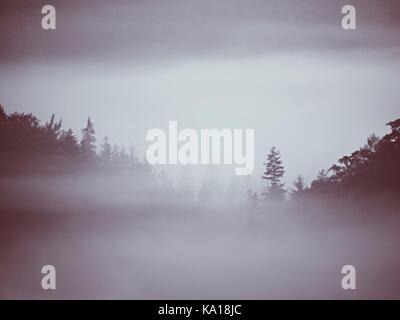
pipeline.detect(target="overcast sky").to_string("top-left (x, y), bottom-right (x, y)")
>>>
top-left (1, 0), bottom-right (400, 186)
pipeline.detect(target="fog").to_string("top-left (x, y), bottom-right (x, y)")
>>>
top-left (1, 174), bottom-right (399, 299)
top-left (1, 0), bottom-right (400, 300)
top-left (2, 51), bottom-right (400, 186)
top-left (2, 1), bottom-right (400, 186)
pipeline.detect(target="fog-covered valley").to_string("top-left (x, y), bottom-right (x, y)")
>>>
top-left (1, 174), bottom-right (400, 299)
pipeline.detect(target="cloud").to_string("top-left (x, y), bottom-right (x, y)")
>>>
top-left (1, 0), bottom-right (400, 66)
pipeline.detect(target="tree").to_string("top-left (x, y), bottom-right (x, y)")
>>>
top-left (111, 143), bottom-right (119, 162)
top-left (328, 134), bottom-right (381, 184)
top-left (262, 146), bottom-right (286, 202)
top-left (60, 129), bottom-right (79, 155)
top-left (310, 168), bottom-right (330, 190)
top-left (0, 105), bottom-right (6, 122)
top-left (128, 145), bottom-right (139, 167)
top-left (246, 189), bottom-right (260, 209)
top-left (100, 136), bottom-right (112, 164)
top-left (308, 118), bottom-right (400, 196)
top-left (317, 169), bottom-right (328, 181)
top-left (45, 114), bottom-right (62, 139)
top-left (385, 119), bottom-right (400, 144)
top-left (363, 133), bottom-right (380, 153)
top-left (81, 117), bottom-right (96, 159)
top-left (0, 105), bottom-right (157, 181)
top-left (290, 175), bottom-right (306, 199)
top-left (117, 147), bottom-right (130, 168)
top-left (44, 114), bottom-right (63, 161)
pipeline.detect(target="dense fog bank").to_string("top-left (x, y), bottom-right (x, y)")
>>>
top-left (1, 174), bottom-right (400, 299)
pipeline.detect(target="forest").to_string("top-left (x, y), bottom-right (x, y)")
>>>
top-left (1, 104), bottom-right (400, 299)
top-left (1, 104), bottom-right (399, 211)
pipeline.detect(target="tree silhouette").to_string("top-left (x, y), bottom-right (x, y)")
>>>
top-left (262, 146), bottom-right (286, 202)
top-left (384, 119), bottom-right (400, 144)
top-left (307, 118), bottom-right (400, 198)
top-left (45, 114), bottom-right (62, 139)
top-left (246, 189), bottom-right (260, 209)
top-left (3, 102), bottom-right (400, 211)
top-left (310, 169), bottom-right (329, 190)
top-left (59, 128), bottom-right (80, 169)
top-left (128, 145), bottom-right (139, 167)
top-left (290, 175), bottom-right (306, 199)
top-left (117, 147), bottom-right (130, 168)
top-left (81, 117), bottom-right (96, 160)
top-left (100, 136), bottom-right (112, 165)
top-left (0, 105), bottom-right (7, 122)
top-left (0, 105), bottom-right (152, 178)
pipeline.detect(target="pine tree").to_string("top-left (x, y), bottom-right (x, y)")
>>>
top-left (317, 169), bottom-right (328, 181)
top-left (111, 144), bottom-right (119, 162)
top-left (58, 129), bottom-right (79, 169)
top-left (45, 114), bottom-right (63, 157)
top-left (81, 117), bottom-right (96, 159)
top-left (246, 189), bottom-right (260, 209)
top-left (290, 175), bottom-right (306, 199)
top-left (262, 146), bottom-right (286, 202)
top-left (0, 105), bottom-right (7, 122)
top-left (118, 147), bottom-right (130, 168)
top-left (310, 168), bottom-right (330, 190)
top-left (45, 114), bottom-right (62, 139)
top-left (128, 145), bottom-right (139, 167)
top-left (60, 129), bottom-right (79, 154)
top-left (100, 136), bottom-right (112, 164)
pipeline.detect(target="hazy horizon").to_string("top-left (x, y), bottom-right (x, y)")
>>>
top-left (2, 0), bottom-right (400, 301)
top-left (1, 0), bottom-right (400, 185)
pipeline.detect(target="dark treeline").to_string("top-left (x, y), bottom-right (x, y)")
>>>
top-left (249, 118), bottom-right (400, 211)
top-left (312, 120), bottom-right (400, 195)
top-left (0, 105), bottom-right (152, 178)
top-left (1, 104), bottom-right (400, 210)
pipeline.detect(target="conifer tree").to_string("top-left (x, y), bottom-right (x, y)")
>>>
top-left (100, 136), bottom-right (112, 164)
top-left (290, 175), bottom-right (306, 199)
top-left (81, 117), bottom-right (96, 159)
top-left (246, 189), bottom-right (260, 208)
top-left (262, 146), bottom-right (286, 202)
